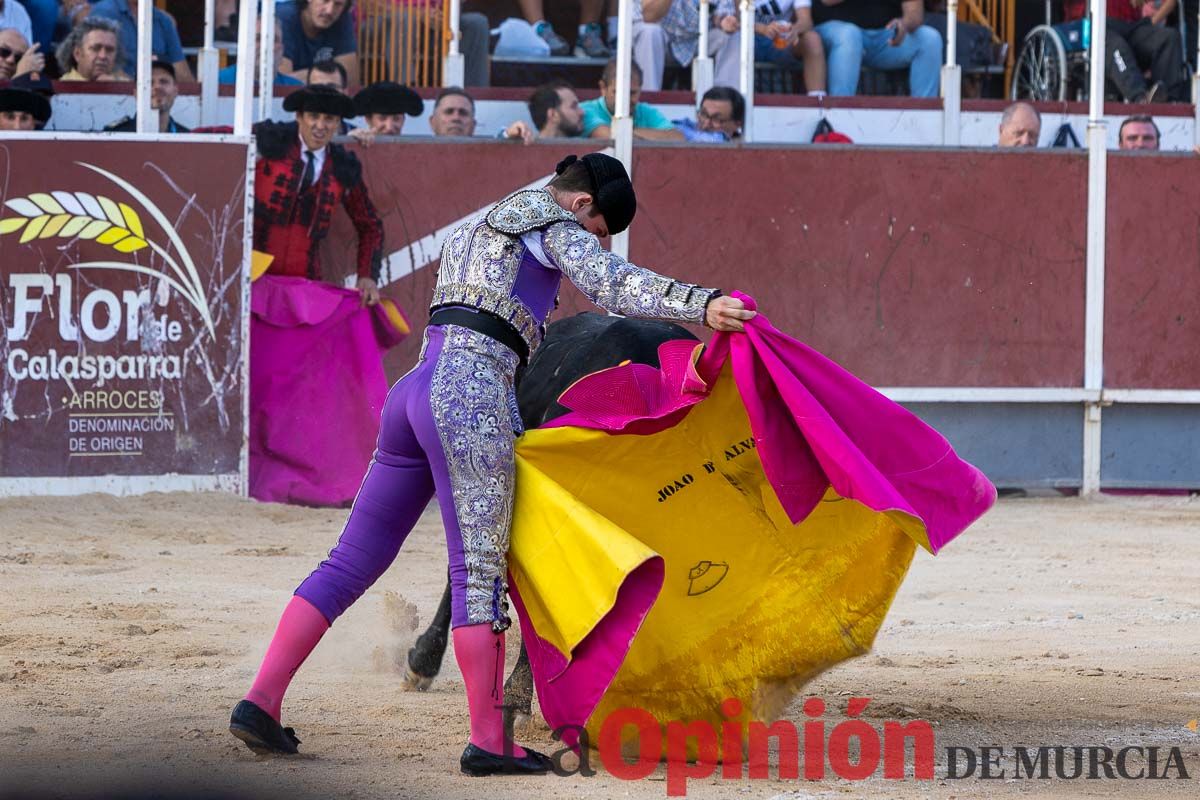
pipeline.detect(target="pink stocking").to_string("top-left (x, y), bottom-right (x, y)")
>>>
top-left (244, 595), bottom-right (330, 721)
top-left (453, 623), bottom-right (526, 757)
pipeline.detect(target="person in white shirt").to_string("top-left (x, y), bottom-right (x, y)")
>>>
top-left (632, 0), bottom-right (742, 91)
top-left (716, 0), bottom-right (827, 95)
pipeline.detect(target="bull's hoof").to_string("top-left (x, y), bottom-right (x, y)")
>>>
top-left (402, 664), bottom-right (434, 691)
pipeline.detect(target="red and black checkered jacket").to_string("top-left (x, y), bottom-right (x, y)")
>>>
top-left (252, 120), bottom-right (383, 281)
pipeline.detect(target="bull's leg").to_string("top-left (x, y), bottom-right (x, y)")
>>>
top-left (502, 641), bottom-right (534, 727)
top-left (402, 581), bottom-right (452, 691)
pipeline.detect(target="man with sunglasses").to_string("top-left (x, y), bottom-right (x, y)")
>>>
top-left (673, 85), bottom-right (744, 141)
top-left (0, 28), bottom-right (43, 82)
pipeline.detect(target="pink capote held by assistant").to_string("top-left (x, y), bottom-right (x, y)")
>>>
top-left (249, 274), bottom-right (409, 507)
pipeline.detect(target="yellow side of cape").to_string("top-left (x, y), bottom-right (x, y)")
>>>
top-left (510, 364), bottom-right (916, 749)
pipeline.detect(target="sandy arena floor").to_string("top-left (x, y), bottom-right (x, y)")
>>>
top-left (1, 492), bottom-right (1198, 800)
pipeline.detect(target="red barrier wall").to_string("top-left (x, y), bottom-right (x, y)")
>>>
top-left (332, 140), bottom-right (1197, 390)
top-left (1105, 153), bottom-right (1200, 389)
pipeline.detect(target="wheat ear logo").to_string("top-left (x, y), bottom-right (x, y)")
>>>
top-left (0, 161), bottom-right (216, 338)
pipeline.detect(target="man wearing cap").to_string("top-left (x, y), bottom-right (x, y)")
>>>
top-left (0, 84), bottom-right (50, 130)
top-left (230, 151), bottom-right (753, 776)
top-left (104, 60), bottom-right (189, 134)
top-left (347, 80), bottom-right (423, 146)
top-left (250, 83), bottom-right (383, 301)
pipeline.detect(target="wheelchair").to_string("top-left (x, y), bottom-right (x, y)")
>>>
top-left (1010, 0), bottom-right (1190, 101)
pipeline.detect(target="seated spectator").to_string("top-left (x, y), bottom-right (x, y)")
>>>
top-left (582, 58), bottom-right (685, 140)
top-left (635, 0), bottom-right (740, 92)
top-left (1064, 0), bottom-right (1184, 103)
top-left (430, 85), bottom-right (532, 142)
top-left (0, 0), bottom-right (31, 45)
top-left (87, 0), bottom-right (194, 82)
top-left (219, 18), bottom-right (305, 86)
top-left (1118, 114), bottom-right (1160, 149)
top-left (308, 59), bottom-right (349, 93)
top-left (57, 17), bottom-right (129, 81)
top-left (0, 27), bottom-right (44, 82)
top-left (429, 86), bottom-right (475, 136)
top-left (359, 1), bottom-right (490, 87)
top-left (716, 0), bottom-right (826, 95)
top-left (347, 80), bottom-right (423, 146)
top-left (277, 0), bottom-right (358, 87)
top-left (812, 0), bottom-right (942, 98)
top-left (0, 84), bottom-right (49, 130)
top-left (673, 84), bottom-right (744, 141)
top-left (997, 101), bottom-right (1040, 148)
top-left (527, 80), bottom-right (585, 138)
top-left (104, 60), bottom-right (189, 133)
top-left (518, 0), bottom-right (610, 58)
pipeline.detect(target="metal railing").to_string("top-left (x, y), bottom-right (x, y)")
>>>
top-left (357, 0), bottom-right (450, 88)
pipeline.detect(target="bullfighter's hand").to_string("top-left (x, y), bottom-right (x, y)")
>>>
top-left (705, 295), bottom-right (756, 332)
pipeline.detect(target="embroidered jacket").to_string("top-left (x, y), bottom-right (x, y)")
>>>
top-left (432, 188), bottom-right (718, 355)
top-left (252, 120), bottom-right (383, 281)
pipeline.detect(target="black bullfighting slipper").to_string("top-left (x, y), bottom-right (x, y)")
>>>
top-left (460, 742), bottom-right (554, 776)
top-left (228, 699), bottom-right (301, 755)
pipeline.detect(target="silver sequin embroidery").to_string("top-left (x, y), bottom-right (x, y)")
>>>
top-left (429, 325), bottom-right (521, 631)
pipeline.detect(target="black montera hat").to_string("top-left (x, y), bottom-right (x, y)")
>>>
top-left (555, 152), bottom-right (637, 234)
top-left (354, 81), bottom-right (423, 117)
top-left (282, 84), bottom-right (356, 118)
top-left (0, 87), bottom-right (51, 123)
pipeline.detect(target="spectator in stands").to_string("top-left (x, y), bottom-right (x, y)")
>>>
top-left (527, 80), bottom-right (585, 138)
top-left (429, 86), bottom-right (476, 137)
top-left (87, 0), bottom-right (195, 82)
top-left (347, 80), bottom-right (423, 146)
top-left (360, 1), bottom-right (490, 87)
top-left (582, 58), bottom-right (685, 140)
top-left (518, 0), bottom-right (611, 58)
top-left (812, 0), bottom-right (942, 98)
top-left (57, 17), bottom-right (129, 81)
top-left (0, 0), bottom-right (31, 44)
top-left (0, 84), bottom-right (49, 130)
top-left (0, 27), bottom-right (44, 82)
top-left (308, 59), bottom-right (349, 93)
top-left (277, 0), bottom-right (358, 88)
top-left (634, 0), bottom-right (740, 91)
top-left (673, 84), bottom-right (744, 141)
top-left (431, 85), bottom-right (534, 142)
top-left (1118, 114), bottom-right (1160, 149)
top-left (1064, 0), bottom-right (1184, 103)
top-left (219, 18), bottom-right (305, 86)
top-left (997, 101), bottom-right (1040, 148)
top-left (104, 60), bottom-right (189, 133)
top-left (716, 0), bottom-right (826, 95)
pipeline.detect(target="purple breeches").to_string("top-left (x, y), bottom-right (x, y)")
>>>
top-left (295, 323), bottom-right (523, 631)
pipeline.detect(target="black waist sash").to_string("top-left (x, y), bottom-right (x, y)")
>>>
top-left (427, 305), bottom-right (531, 370)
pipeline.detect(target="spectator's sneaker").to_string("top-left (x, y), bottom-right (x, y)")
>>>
top-left (574, 24), bottom-right (611, 59)
top-left (1134, 81), bottom-right (1166, 104)
top-left (535, 22), bottom-right (570, 57)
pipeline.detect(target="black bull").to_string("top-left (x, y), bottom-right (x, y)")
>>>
top-left (402, 312), bottom-right (699, 718)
